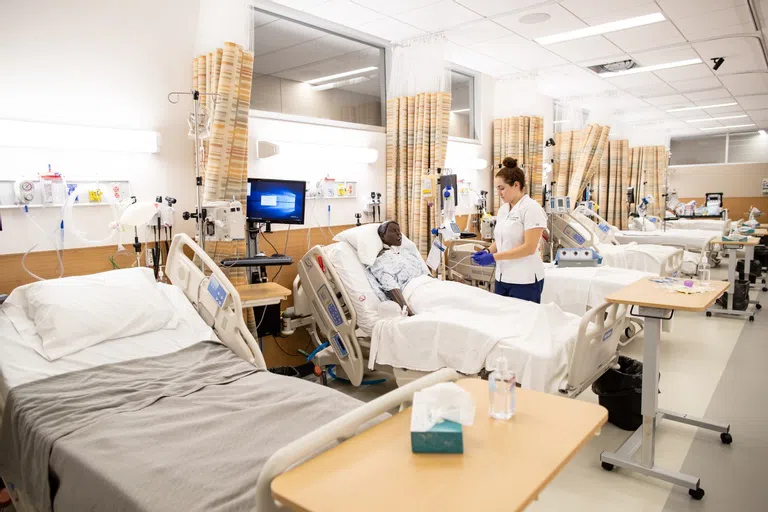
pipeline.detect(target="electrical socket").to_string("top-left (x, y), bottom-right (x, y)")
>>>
top-left (146, 248), bottom-right (161, 267)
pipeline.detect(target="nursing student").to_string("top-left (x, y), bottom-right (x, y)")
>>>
top-left (472, 157), bottom-right (548, 303)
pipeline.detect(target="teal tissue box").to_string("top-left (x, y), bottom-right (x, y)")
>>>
top-left (411, 420), bottom-right (463, 454)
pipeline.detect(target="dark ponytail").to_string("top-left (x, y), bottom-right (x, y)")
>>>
top-left (495, 157), bottom-right (526, 191)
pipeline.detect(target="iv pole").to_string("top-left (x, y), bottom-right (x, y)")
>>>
top-left (168, 89), bottom-right (221, 257)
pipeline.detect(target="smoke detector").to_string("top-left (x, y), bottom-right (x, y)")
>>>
top-left (588, 59), bottom-right (638, 75)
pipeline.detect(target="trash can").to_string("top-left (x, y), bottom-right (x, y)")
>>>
top-left (592, 356), bottom-right (652, 431)
top-left (716, 279), bottom-right (750, 311)
top-left (755, 245), bottom-right (768, 269)
top-left (736, 260), bottom-right (761, 284)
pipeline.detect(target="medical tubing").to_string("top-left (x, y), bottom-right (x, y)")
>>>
top-left (62, 184), bottom-right (119, 245)
top-left (327, 365), bottom-right (387, 386)
top-left (445, 254), bottom-right (480, 270)
top-left (305, 341), bottom-right (330, 362)
top-left (21, 210), bottom-right (65, 281)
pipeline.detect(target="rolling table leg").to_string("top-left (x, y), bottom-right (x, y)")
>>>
top-left (707, 247), bottom-right (754, 319)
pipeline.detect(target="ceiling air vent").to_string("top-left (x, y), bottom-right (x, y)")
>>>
top-left (588, 59), bottom-right (637, 75)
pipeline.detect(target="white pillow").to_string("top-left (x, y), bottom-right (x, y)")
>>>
top-left (333, 223), bottom-right (383, 266)
top-left (630, 217), bottom-right (657, 231)
top-left (23, 267), bottom-right (177, 361)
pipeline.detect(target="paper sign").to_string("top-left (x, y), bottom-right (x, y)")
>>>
top-left (426, 241), bottom-right (444, 271)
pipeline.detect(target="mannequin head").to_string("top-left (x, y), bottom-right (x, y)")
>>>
top-left (495, 157), bottom-right (526, 205)
top-left (378, 221), bottom-right (402, 246)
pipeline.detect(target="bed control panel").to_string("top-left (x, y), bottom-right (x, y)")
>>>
top-left (208, 276), bottom-right (229, 308)
top-left (330, 332), bottom-right (349, 359)
top-left (318, 285), bottom-right (343, 327)
top-left (563, 225), bottom-right (586, 246)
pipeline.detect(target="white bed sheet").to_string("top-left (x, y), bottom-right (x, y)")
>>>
top-left (596, 242), bottom-right (679, 274)
top-left (0, 284), bottom-right (218, 411)
top-left (668, 219), bottom-right (729, 232)
top-left (614, 229), bottom-right (718, 251)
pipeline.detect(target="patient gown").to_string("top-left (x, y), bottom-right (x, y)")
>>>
top-left (369, 247), bottom-right (428, 292)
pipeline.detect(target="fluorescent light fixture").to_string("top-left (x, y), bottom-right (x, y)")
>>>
top-left (666, 102), bottom-right (738, 113)
top-left (687, 115), bottom-right (748, 123)
top-left (444, 157), bottom-right (488, 170)
top-left (451, 108), bottom-right (470, 114)
top-left (310, 75), bottom-right (372, 92)
top-left (305, 66), bottom-right (378, 85)
top-left (600, 58), bottom-right (701, 78)
top-left (0, 119), bottom-right (159, 153)
top-left (760, 130), bottom-right (767, 136)
top-left (535, 12), bottom-right (665, 45)
top-left (700, 124), bottom-right (756, 131)
top-left (553, 120), bottom-right (571, 124)
top-left (256, 140), bottom-right (378, 164)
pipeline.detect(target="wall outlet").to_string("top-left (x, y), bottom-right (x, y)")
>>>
top-left (146, 248), bottom-right (161, 267)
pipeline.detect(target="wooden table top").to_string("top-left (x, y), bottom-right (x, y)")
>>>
top-left (752, 228), bottom-right (767, 236)
top-left (605, 277), bottom-right (729, 312)
top-left (271, 379), bottom-right (607, 512)
top-left (235, 282), bottom-right (291, 305)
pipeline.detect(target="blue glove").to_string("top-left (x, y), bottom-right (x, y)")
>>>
top-left (472, 250), bottom-right (495, 266)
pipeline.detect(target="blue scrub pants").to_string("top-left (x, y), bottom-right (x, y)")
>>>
top-left (494, 278), bottom-right (544, 304)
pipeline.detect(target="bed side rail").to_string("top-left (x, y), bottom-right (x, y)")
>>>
top-left (165, 233), bottom-right (265, 369)
top-left (297, 245), bottom-right (365, 386)
top-left (561, 301), bottom-right (628, 398)
top-left (660, 247), bottom-right (684, 277)
top-left (572, 206), bottom-right (618, 245)
top-left (549, 213), bottom-right (600, 250)
top-left (254, 368), bottom-right (460, 511)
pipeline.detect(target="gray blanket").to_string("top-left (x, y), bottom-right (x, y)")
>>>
top-left (0, 341), bottom-right (368, 512)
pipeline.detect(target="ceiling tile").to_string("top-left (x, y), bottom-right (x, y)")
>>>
top-left (547, 35), bottom-right (625, 62)
top-left (272, 0), bottom-right (328, 10)
top-left (444, 41), bottom-right (520, 76)
top-left (352, 0), bottom-right (442, 16)
top-left (445, 19), bottom-right (512, 46)
top-left (305, 0), bottom-right (384, 25)
top-left (668, 109), bottom-right (714, 120)
top-left (672, 5), bottom-right (755, 40)
top-left (668, 75), bottom-right (723, 92)
top-left (358, 18), bottom-right (425, 42)
top-left (252, 35), bottom-right (365, 75)
top-left (534, 64), bottom-right (618, 98)
top-left (737, 94), bottom-right (768, 110)
top-left (605, 22), bottom-right (685, 53)
top-left (560, 0), bottom-right (654, 19)
top-left (395, 0), bottom-right (482, 32)
top-left (251, 20), bottom-right (325, 57)
top-left (630, 45), bottom-right (699, 66)
top-left (454, 0), bottom-right (545, 17)
top-left (645, 94), bottom-right (691, 106)
top-left (693, 38), bottom-right (768, 75)
top-left (605, 72), bottom-right (667, 89)
top-left (494, 4), bottom-right (586, 41)
top-left (684, 88), bottom-right (733, 101)
top-left (654, 63), bottom-right (714, 82)
top-left (720, 73), bottom-right (768, 96)
top-left (747, 109), bottom-right (768, 121)
top-left (657, 0), bottom-right (747, 21)
top-left (469, 34), bottom-right (566, 70)
top-left (579, 2), bottom-right (661, 25)
top-left (627, 82), bottom-right (678, 97)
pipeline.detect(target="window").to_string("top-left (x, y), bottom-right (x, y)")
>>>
top-left (670, 132), bottom-right (768, 165)
top-left (449, 70), bottom-right (475, 139)
top-left (249, 7), bottom-right (385, 127)
top-left (728, 132), bottom-right (768, 163)
top-left (552, 100), bottom-right (589, 133)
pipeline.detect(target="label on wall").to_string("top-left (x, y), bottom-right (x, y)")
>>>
top-left (762, 178), bottom-right (768, 196)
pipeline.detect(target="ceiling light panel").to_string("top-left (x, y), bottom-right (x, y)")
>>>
top-left (599, 58), bottom-right (701, 77)
top-left (535, 12), bottom-right (665, 45)
top-left (305, 66), bottom-right (378, 84)
top-left (687, 114), bottom-right (748, 123)
top-left (700, 123), bottom-right (756, 130)
top-left (667, 102), bottom-right (738, 112)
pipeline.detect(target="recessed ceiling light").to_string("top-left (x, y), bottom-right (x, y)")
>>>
top-left (553, 120), bottom-right (571, 124)
top-left (666, 102), bottom-right (738, 113)
top-left (519, 13), bottom-right (551, 25)
top-left (451, 108), bottom-right (470, 113)
top-left (600, 58), bottom-right (701, 78)
top-left (687, 115), bottom-right (748, 123)
top-left (535, 12), bottom-right (665, 45)
top-left (310, 75), bottom-right (372, 91)
top-left (700, 124), bottom-right (756, 131)
top-left (305, 66), bottom-right (378, 85)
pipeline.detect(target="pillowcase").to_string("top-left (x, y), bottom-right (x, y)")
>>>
top-left (23, 267), bottom-right (177, 361)
top-left (333, 223), bottom-right (383, 266)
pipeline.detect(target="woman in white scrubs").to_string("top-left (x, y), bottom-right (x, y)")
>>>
top-left (472, 157), bottom-right (548, 303)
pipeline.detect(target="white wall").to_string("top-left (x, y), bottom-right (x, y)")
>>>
top-left (0, 0), bottom-right (199, 255)
top-left (669, 162), bottom-right (768, 198)
top-left (248, 115), bottom-right (386, 229)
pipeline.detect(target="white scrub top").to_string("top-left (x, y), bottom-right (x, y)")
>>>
top-left (494, 194), bottom-right (548, 285)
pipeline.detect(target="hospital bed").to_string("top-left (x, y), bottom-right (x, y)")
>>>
top-left (0, 233), bottom-right (463, 512)
top-left (666, 217), bottom-right (731, 235)
top-left (286, 236), bottom-right (629, 398)
top-left (550, 207), bottom-right (686, 276)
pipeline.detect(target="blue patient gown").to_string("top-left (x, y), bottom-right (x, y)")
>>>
top-left (369, 247), bottom-right (428, 293)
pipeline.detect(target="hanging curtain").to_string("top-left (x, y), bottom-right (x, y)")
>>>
top-left (566, 124), bottom-right (611, 208)
top-left (629, 145), bottom-right (668, 218)
top-left (192, 42), bottom-right (254, 316)
top-left (594, 140), bottom-right (630, 229)
top-left (386, 92), bottom-right (451, 256)
top-left (553, 130), bottom-right (581, 197)
top-left (491, 116), bottom-right (544, 212)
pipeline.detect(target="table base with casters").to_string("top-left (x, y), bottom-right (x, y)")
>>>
top-left (706, 238), bottom-right (761, 321)
top-left (602, 278), bottom-right (731, 500)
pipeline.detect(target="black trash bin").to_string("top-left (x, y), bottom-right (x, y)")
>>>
top-left (736, 259), bottom-right (762, 283)
top-left (716, 279), bottom-right (750, 310)
top-left (755, 245), bottom-right (768, 270)
top-left (592, 356), bottom-right (651, 431)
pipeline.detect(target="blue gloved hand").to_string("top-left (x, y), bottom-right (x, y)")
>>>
top-left (472, 250), bottom-right (495, 266)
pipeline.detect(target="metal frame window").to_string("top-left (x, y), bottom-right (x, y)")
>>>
top-left (448, 68), bottom-right (477, 141)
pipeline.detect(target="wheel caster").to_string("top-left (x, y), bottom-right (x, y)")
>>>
top-left (749, 316), bottom-right (755, 322)
top-left (720, 432), bottom-right (733, 444)
top-left (762, 287), bottom-right (767, 292)
top-left (624, 325), bottom-right (637, 339)
top-left (706, 311), bottom-right (712, 317)
top-left (601, 462), bottom-right (614, 471)
top-left (757, 303), bottom-right (763, 310)
top-left (689, 487), bottom-right (705, 500)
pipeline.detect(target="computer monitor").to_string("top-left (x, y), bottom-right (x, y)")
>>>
top-left (246, 178), bottom-right (306, 225)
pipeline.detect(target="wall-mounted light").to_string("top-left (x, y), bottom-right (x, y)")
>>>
top-left (256, 140), bottom-right (378, 164)
top-left (0, 119), bottom-right (159, 153)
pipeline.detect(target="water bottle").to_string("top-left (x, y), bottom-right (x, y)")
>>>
top-left (698, 252), bottom-right (711, 286)
top-left (488, 357), bottom-right (516, 420)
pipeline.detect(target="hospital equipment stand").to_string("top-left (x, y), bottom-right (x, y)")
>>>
top-left (601, 277), bottom-right (731, 500)
top-left (706, 238), bottom-right (760, 321)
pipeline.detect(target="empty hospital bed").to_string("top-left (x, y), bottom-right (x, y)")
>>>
top-left (0, 233), bottom-right (462, 512)
top-left (285, 228), bottom-right (628, 398)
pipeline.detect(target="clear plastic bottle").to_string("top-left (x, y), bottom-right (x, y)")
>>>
top-left (698, 252), bottom-right (711, 286)
top-left (488, 357), bottom-right (516, 420)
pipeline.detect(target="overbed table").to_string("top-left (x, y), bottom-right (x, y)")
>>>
top-left (602, 277), bottom-right (731, 500)
top-left (707, 237), bottom-right (762, 320)
top-left (272, 379), bottom-right (607, 512)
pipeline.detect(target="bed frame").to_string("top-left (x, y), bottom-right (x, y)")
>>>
top-left (286, 243), bottom-right (629, 394)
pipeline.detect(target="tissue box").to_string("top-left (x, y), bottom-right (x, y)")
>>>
top-left (411, 420), bottom-right (463, 454)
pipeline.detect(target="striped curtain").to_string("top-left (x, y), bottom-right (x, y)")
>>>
top-left (594, 140), bottom-right (631, 229)
top-left (629, 145), bottom-right (668, 218)
top-left (193, 42), bottom-right (254, 320)
top-left (386, 92), bottom-right (451, 257)
top-left (553, 130), bottom-right (582, 197)
top-left (566, 124), bottom-right (611, 209)
top-left (491, 116), bottom-right (544, 212)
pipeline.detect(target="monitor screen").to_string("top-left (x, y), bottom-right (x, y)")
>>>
top-left (246, 178), bottom-right (306, 224)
